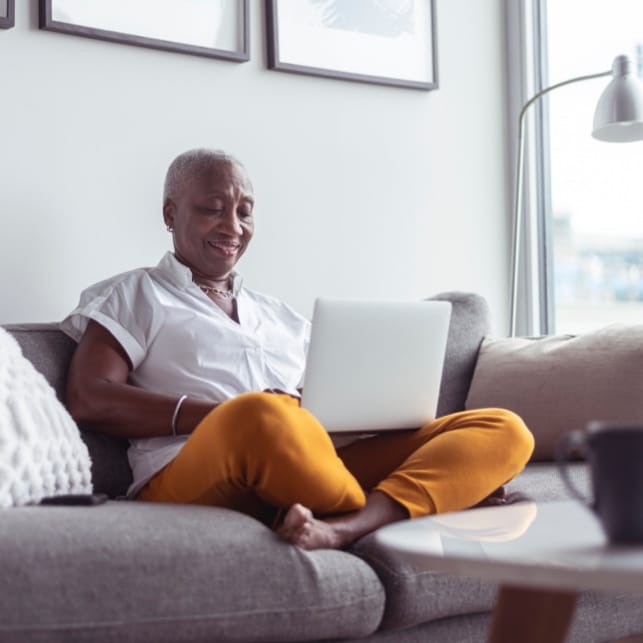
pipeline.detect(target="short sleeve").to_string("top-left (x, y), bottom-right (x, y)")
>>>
top-left (60, 271), bottom-right (156, 369)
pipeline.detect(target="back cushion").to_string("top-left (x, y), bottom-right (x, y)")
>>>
top-left (465, 324), bottom-right (643, 461)
top-left (428, 292), bottom-right (491, 417)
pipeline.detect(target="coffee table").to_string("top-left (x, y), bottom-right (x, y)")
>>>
top-left (375, 500), bottom-right (643, 643)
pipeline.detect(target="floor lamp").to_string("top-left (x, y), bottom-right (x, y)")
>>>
top-left (509, 55), bottom-right (643, 337)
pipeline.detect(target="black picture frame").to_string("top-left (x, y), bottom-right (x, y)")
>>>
top-left (39, 0), bottom-right (249, 62)
top-left (266, 0), bottom-right (438, 91)
top-left (0, 0), bottom-right (15, 29)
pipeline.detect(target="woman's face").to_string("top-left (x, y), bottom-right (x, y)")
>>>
top-left (163, 161), bottom-right (255, 281)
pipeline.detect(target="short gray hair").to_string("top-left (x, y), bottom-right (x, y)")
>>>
top-left (163, 148), bottom-right (246, 201)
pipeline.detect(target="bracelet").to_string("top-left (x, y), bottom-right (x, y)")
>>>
top-left (171, 395), bottom-right (188, 437)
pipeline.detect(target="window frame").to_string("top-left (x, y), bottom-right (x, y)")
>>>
top-left (506, 0), bottom-right (555, 337)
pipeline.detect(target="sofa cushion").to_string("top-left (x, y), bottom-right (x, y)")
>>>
top-left (428, 292), bottom-right (490, 417)
top-left (77, 430), bottom-right (132, 498)
top-left (2, 323), bottom-right (76, 401)
top-left (0, 501), bottom-right (385, 643)
top-left (351, 461), bottom-right (588, 631)
top-left (328, 590), bottom-right (643, 643)
top-left (464, 325), bottom-right (643, 460)
top-left (508, 461), bottom-right (589, 501)
top-left (349, 534), bottom-right (497, 631)
top-left (4, 323), bottom-right (133, 498)
top-left (350, 463), bottom-right (643, 643)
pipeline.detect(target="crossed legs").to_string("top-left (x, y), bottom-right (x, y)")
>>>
top-left (278, 408), bottom-right (535, 548)
top-left (138, 393), bottom-right (534, 549)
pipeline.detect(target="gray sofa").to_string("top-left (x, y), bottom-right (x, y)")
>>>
top-left (2, 292), bottom-right (643, 643)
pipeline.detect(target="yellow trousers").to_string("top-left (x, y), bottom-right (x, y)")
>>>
top-left (138, 392), bottom-right (534, 524)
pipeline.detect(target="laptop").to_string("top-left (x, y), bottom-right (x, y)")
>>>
top-left (300, 298), bottom-right (451, 433)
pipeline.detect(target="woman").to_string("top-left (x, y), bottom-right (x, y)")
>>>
top-left (62, 148), bottom-right (534, 550)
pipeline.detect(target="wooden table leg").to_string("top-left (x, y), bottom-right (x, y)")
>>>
top-left (487, 585), bottom-right (578, 643)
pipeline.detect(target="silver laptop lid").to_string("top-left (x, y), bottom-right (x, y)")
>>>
top-left (300, 299), bottom-right (451, 433)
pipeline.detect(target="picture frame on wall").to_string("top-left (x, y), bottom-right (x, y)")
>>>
top-left (266, 0), bottom-right (438, 90)
top-left (0, 0), bottom-right (15, 29)
top-left (39, 0), bottom-right (249, 62)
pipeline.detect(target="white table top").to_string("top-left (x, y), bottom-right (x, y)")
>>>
top-left (375, 500), bottom-right (643, 594)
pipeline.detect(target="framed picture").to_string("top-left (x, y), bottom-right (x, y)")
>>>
top-left (39, 0), bottom-right (249, 62)
top-left (266, 0), bottom-right (438, 90)
top-left (0, 0), bottom-right (15, 29)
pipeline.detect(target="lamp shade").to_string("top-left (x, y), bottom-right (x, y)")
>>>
top-left (592, 55), bottom-right (643, 142)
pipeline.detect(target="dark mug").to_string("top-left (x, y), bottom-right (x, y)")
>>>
top-left (556, 421), bottom-right (643, 544)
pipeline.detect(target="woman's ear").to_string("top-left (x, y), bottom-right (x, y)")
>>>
top-left (163, 198), bottom-right (175, 230)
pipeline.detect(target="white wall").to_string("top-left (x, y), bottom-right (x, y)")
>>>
top-left (0, 1), bottom-right (511, 333)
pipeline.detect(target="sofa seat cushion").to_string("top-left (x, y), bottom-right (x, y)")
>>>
top-left (350, 462), bottom-right (588, 632)
top-left (350, 533), bottom-right (497, 631)
top-left (464, 325), bottom-right (643, 460)
top-left (506, 461), bottom-right (590, 503)
top-left (0, 502), bottom-right (385, 643)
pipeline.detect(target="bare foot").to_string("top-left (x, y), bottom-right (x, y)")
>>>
top-left (276, 492), bottom-right (408, 550)
top-left (276, 503), bottom-right (346, 550)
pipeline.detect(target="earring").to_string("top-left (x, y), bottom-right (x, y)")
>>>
top-left (166, 225), bottom-right (173, 232)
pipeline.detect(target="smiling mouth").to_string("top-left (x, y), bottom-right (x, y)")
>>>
top-left (208, 240), bottom-right (241, 256)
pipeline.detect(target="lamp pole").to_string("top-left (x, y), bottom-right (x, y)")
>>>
top-left (510, 71), bottom-right (613, 337)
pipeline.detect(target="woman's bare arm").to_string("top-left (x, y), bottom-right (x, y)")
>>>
top-left (65, 320), bottom-right (215, 438)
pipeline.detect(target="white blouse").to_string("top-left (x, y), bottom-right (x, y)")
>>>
top-left (61, 252), bottom-right (311, 497)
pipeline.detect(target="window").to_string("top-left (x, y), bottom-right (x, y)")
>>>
top-left (534, 0), bottom-right (643, 334)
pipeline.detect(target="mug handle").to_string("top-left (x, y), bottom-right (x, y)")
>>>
top-left (555, 430), bottom-right (591, 505)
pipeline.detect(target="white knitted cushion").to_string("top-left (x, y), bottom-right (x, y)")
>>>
top-left (0, 327), bottom-right (92, 507)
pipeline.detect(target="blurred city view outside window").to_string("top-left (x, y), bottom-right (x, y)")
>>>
top-left (545, 0), bottom-right (643, 333)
